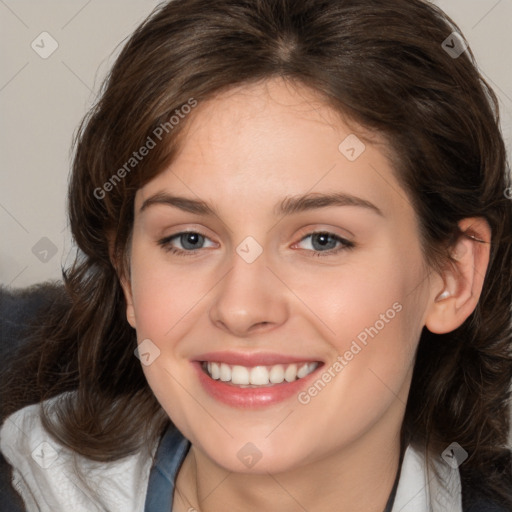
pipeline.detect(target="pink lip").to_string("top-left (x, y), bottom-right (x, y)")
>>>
top-left (194, 351), bottom-right (322, 367)
top-left (192, 356), bottom-right (324, 409)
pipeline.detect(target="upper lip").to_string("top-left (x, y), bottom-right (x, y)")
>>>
top-left (193, 351), bottom-right (323, 367)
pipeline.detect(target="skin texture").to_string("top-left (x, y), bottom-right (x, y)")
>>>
top-left (119, 77), bottom-right (491, 512)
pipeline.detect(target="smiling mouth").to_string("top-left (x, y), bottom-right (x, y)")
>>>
top-left (200, 361), bottom-right (321, 387)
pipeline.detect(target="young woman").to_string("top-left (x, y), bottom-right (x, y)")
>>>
top-left (1, 0), bottom-right (511, 511)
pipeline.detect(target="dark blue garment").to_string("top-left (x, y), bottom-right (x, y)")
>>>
top-left (144, 426), bottom-right (191, 512)
top-left (144, 425), bottom-right (511, 512)
top-left (143, 425), bottom-right (399, 512)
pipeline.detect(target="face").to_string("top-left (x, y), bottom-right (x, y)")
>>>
top-left (122, 77), bottom-right (437, 474)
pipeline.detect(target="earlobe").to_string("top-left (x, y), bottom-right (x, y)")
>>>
top-left (107, 231), bottom-right (137, 329)
top-left (119, 275), bottom-right (137, 329)
top-left (125, 300), bottom-right (137, 329)
top-left (425, 217), bottom-right (491, 334)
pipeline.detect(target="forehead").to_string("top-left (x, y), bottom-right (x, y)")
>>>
top-left (179, 77), bottom-right (375, 159)
top-left (135, 77), bottom-right (412, 223)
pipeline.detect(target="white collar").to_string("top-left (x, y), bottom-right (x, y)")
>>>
top-left (1, 399), bottom-right (462, 512)
top-left (392, 444), bottom-right (462, 512)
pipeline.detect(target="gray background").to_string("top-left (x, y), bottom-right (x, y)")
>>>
top-left (1, 0), bottom-right (511, 286)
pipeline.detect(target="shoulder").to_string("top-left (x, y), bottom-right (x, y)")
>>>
top-left (397, 444), bottom-right (511, 512)
top-left (0, 394), bottom-right (155, 512)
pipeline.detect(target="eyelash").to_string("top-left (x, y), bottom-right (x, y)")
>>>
top-left (158, 230), bottom-right (355, 258)
top-left (294, 231), bottom-right (355, 257)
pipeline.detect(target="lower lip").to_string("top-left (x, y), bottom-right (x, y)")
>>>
top-left (193, 362), bottom-right (323, 408)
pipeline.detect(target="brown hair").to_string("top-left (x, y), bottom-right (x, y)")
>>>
top-left (2, 0), bottom-right (511, 506)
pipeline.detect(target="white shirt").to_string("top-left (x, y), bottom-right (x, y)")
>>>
top-left (0, 397), bottom-right (463, 512)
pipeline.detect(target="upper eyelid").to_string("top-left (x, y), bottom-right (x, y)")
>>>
top-left (159, 226), bottom-right (216, 242)
top-left (290, 226), bottom-right (355, 250)
top-left (292, 232), bottom-right (354, 252)
top-left (295, 226), bottom-right (353, 242)
top-left (162, 230), bottom-right (216, 246)
top-left (297, 231), bottom-right (351, 242)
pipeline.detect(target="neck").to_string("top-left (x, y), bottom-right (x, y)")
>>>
top-left (174, 418), bottom-right (403, 512)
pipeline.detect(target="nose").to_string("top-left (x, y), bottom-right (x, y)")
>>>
top-left (208, 248), bottom-right (289, 338)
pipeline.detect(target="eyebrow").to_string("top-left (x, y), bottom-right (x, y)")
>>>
top-left (139, 191), bottom-right (383, 217)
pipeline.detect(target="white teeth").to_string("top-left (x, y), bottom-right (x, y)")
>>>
top-left (220, 363), bottom-right (231, 382)
top-left (210, 362), bottom-right (220, 380)
top-left (297, 363), bottom-right (310, 379)
top-left (284, 364), bottom-right (297, 382)
top-left (250, 366), bottom-right (269, 385)
top-left (231, 365), bottom-right (250, 385)
top-left (204, 361), bottom-right (319, 386)
top-left (269, 364), bottom-right (285, 384)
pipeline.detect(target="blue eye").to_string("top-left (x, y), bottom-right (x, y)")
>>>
top-left (158, 230), bottom-right (355, 258)
top-left (158, 231), bottom-right (215, 255)
top-left (295, 232), bottom-right (355, 257)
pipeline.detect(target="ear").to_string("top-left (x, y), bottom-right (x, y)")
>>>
top-left (424, 217), bottom-right (491, 334)
top-left (107, 231), bottom-right (137, 329)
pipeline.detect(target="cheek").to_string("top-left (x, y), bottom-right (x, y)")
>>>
top-left (129, 245), bottom-right (209, 341)
top-left (290, 247), bottom-right (426, 407)
top-left (128, 246), bottom-right (202, 420)
top-left (288, 245), bottom-right (424, 348)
